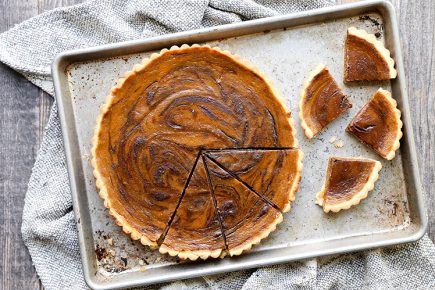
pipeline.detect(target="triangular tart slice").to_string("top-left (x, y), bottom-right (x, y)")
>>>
top-left (299, 65), bottom-right (352, 138)
top-left (205, 149), bottom-right (303, 212)
top-left (346, 88), bottom-right (403, 160)
top-left (344, 27), bottom-right (397, 82)
top-left (160, 158), bottom-right (225, 260)
top-left (316, 156), bottom-right (382, 213)
top-left (204, 157), bottom-right (282, 256)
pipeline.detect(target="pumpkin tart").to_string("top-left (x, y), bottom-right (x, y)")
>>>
top-left (205, 149), bottom-right (303, 213)
top-left (316, 156), bottom-right (382, 213)
top-left (344, 27), bottom-right (397, 82)
top-left (299, 65), bottom-right (352, 138)
top-left (346, 88), bottom-right (402, 160)
top-left (91, 44), bottom-right (300, 260)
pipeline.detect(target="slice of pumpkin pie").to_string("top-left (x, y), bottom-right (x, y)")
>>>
top-left (299, 65), bottom-right (352, 139)
top-left (344, 27), bottom-right (397, 82)
top-left (316, 156), bottom-right (382, 213)
top-left (346, 88), bottom-right (403, 160)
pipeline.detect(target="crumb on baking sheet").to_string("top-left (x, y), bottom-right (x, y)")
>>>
top-left (107, 238), bottom-right (113, 246)
top-left (139, 266), bottom-right (147, 272)
top-left (334, 140), bottom-right (344, 148)
top-left (329, 136), bottom-right (337, 143)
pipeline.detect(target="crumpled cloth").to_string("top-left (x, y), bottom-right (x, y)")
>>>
top-left (0, 0), bottom-right (434, 289)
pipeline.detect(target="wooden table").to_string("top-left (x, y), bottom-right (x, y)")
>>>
top-left (0, 0), bottom-right (433, 289)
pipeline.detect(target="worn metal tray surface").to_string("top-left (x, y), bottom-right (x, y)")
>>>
top-left (52, 1), bottom-right (426, 289)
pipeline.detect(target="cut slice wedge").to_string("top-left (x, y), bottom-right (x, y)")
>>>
top-left (316, 156), bottom-right (382, 213)
top-left (205, 148), bottom-right (303, 212)
top-left (344, 27), bottom-right (397, 82)
top-left (346, 88), bottom-right (403, 160)
top-left (299, 65), bottom-right (352, 138)
top-left (204, 156), bottom-right (282, 256)
top-left (160, 158), bottom-right (226, 260)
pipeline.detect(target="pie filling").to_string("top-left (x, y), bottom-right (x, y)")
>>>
top-left (92, 45), bottom-right (301, 258)
top-left (346, 88), bottom-right (402, 160)
top-left (300, 65), bottom-right (351, 138)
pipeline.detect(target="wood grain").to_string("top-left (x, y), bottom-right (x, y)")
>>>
top-left (395, 0), bottom-right (435, 241)
top-left (0, 1), bottom-right (41, 289)
top-left (0, 0), bottom-right (433, 289)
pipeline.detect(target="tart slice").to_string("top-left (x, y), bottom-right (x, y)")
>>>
top-left (159, 158), bottom-right (225, 260)
top-left (299, 65), bottom-right (352, 138)
top-left (205, 149), bottom-right (303, 212)
top-left (344, 27), bottom-right (397, 82)
top-left (316, 156), bottom-right (382, 213)
top-left (204, 156), bottom-right (282, 256)
top-left (346, 88), bottom-right (403, 160)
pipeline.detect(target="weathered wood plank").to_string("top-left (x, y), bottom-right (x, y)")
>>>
top-left (0, 1), bottom-right (41, 289)
top-left (394, 0), bottom-right (435, 242)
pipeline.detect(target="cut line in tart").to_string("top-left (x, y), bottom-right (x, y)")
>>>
top-left (299, 64), bottom-right (352, 138)
top-left (316, 156), bottom-right (382, 213)
top-left (159, 158), bottom-right (225, 260)
top-left (344, 27), bottom-right (397, 83)
top-left (346, 88), bottom-right (402, 160)
top-left (91, 44), bottom-right (301, 260)
top-left (205, 148), bottom-right (303, 213)
top-left (203, 156), bottom-right (283, 257)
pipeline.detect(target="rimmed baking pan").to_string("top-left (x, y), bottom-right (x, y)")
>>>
top-left (52, 0), bottom-right (427, 289)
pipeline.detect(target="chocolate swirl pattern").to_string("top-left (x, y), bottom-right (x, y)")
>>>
top-left (92, 45), bottom-right (300, 259)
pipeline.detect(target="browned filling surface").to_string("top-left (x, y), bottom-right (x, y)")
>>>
top-left (302, 67), bottom-right (351, 136)
top-left (206, 149), bottom-right (301, 212)
top-left (324, 157), bottom-right (376, 205)
top-left (93, 46), bottom-right (299, 254)
top-left (344, 32), bottom-right (390, 82)
top-left (346, 90), bottom-right (399, 158)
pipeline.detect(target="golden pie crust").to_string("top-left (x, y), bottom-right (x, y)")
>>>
top-left (316, 156), bottom-right (382, 213)
top-left (346, 88), bottom-right (403, 160)
top-left (299, 64), bottom-right (352, 139)
top-left (344, 27), bottom-right (397, 82)
top-left (91, 44), bottom-right (300, 260)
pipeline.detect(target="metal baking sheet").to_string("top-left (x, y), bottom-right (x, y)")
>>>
top-left (52, 1), bottom-right (427, 289)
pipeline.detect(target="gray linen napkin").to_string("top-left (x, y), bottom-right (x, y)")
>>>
top-left (1, 0), bottom-right (434, 289)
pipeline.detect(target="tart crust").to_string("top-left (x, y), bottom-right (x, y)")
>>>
top-left (316, 156), bottom-right (382, 213)
top-left (299, 64), bottom-right (351, 139)
top-left (346, 88), bottom-right (403, 160)
top-left (91, 44), bottom-right (299, 260)
top-left (344, 27), bottom-right (397, 82)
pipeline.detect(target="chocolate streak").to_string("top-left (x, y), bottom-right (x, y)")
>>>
top-left (94, 47), bottom-right (295, 244)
